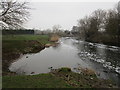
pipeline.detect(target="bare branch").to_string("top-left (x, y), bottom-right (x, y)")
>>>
top-left (0, 0), bottom-right (30, 29)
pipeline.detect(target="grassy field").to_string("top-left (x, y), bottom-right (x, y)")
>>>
top-left (3, 35), bottom-right (51, 45)
top-left (2, 35), bottom-right (56, 52)
top-left (3, 73), bottom-right (72, 88)
top-left (2, 34), bottom-right (52, 53)
top-left (2, 67), bottom-right (115, 88)
top-left (2, 35), bottom-right (57, 53)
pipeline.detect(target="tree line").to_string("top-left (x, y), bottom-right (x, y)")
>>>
top-left (74, 2), bottom-right (120, 46)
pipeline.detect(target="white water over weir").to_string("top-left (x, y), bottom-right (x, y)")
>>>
top-left (9, 37), bottom-right (120, 86)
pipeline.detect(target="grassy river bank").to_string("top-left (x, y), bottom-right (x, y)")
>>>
top-left (2, 35), bottom-right (117, 88)
top-left (3, 67), bottom-right (115, 88)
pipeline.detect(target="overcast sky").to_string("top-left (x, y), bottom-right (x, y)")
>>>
top-left (22, 0), bottom-right (119, 30)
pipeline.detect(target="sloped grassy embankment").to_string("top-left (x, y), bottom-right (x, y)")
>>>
top-left (3, 67), bottom-right (115, 88)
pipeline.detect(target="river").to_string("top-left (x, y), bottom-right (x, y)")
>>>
top-left (9, 37), bottom-right (120, 86)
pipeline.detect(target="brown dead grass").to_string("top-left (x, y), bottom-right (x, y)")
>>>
top-left (78, 67), bottom-right (95, 76)
top-left (50, 34), bottom-right (59, 42)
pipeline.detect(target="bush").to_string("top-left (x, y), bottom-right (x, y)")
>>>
top-left (58, 67), bottom-right (71, 72)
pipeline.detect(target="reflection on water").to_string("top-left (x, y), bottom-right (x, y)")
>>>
top-left (9, 37), bottom-right (120, 86)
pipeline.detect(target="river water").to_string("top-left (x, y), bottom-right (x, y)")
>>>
top-left (9, 37), bottom-right (120, 86)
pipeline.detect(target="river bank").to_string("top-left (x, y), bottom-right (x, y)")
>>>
top-left (78, 35), bottom-right (120, 47)
top-left (3, 67), bottom-right (116, 88)
top-left (2, 35), bottom-right (58, 75)
top-left (2, 36), bottom-right (120, 88)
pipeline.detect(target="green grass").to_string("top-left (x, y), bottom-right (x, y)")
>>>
top-left (2, 35), bottom-right (52, 52)
top-left (2, 35), bottom-right (51, 44)
top-left (58, 67), bottom-right (71, 72)
top-left (2, 67), bottom-right (115, 88)
top-left (3, 74), bottom-right (72, 88)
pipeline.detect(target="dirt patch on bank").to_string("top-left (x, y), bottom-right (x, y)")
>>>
top-left (50, 67), bottom-right (116, 88)
top-left (23, 40), bottom-right (45, 54)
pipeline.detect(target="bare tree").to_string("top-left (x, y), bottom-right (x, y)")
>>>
top-left (117, 1), bottom-right (120, 36)
top-left (0, 0), bottom-right (30, 29)
top-left (92, 9), bottom-right (107, 31)
top-left (52, 25), bottom-right (61, 33)
top-left (77, 10), bottom-right (107, 41)
top-left (77, 16), bottom-right (92, 40)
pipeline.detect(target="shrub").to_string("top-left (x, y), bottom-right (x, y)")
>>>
top-left (58, 67), bottom-right (71, 72)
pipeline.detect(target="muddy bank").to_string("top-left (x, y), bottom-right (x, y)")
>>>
top-left (2, 40), bottom-right (45, 76)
